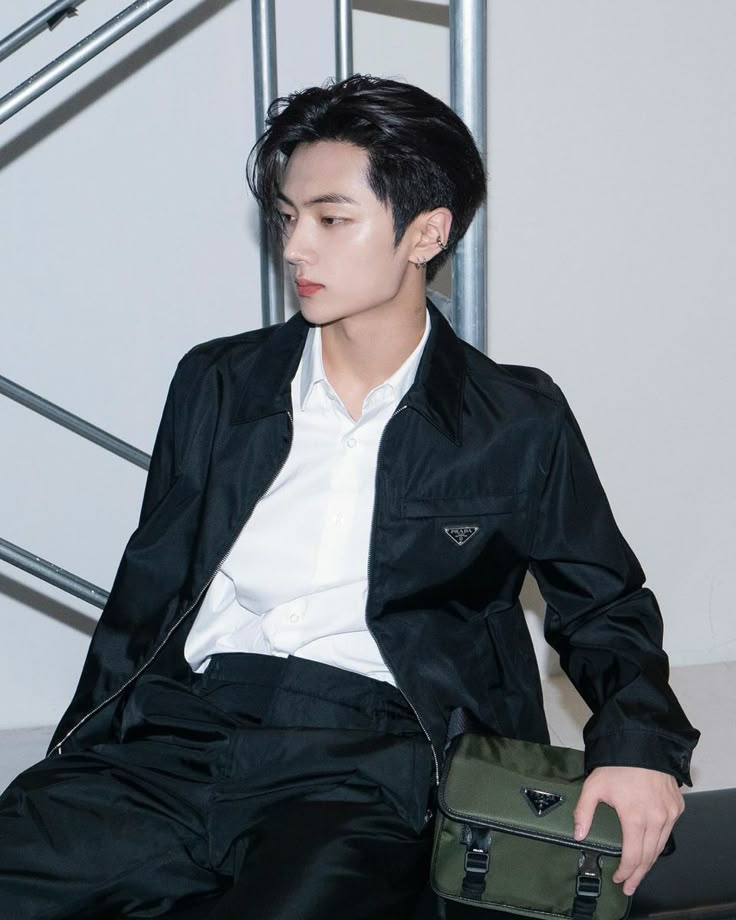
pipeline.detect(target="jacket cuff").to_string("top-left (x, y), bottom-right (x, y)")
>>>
top-left (584, 729), bottom-right (696, 787)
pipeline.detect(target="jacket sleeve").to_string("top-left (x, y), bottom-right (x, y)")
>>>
top-left (527, 390), bottom-right (700, 786)
top-left (46, 350), bottom-right (195, 755)
top-left (137, 352), bottom-right (193, 527)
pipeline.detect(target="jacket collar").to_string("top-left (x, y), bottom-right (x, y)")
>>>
top-left (234, 297), bottom-right (466, 445)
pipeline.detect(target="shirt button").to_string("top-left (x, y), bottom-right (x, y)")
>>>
top-left (346, 437), bottom-right (357, 448)
top-left (289, 613), bottom-right (301, 623)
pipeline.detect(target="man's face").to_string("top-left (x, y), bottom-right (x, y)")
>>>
top-left (277, 140), bottom-right (417, 326)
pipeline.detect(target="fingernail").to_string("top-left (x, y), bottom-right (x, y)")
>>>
top-left (574, 824), bottom-right (584, 840)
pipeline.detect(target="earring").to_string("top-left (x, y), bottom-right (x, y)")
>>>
top-left (437, 236), bottom-right (448, 251)
top-left (414, 257), bottom-right (427, 270)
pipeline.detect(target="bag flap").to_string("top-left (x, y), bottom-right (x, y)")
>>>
top-left (439, 734), bottom-right (623, 855)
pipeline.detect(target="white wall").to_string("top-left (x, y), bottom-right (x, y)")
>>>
top-left (485, 1), bottom-right (736, 674)
top-left (0, 0), bottom-right (263, 729)
top-left (0, 0), bottom-right (733, 730)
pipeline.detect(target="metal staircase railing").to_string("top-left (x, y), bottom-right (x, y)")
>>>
top-left (0, 0), bottom-right (200, 608)
top-left (0, 373), bottom-right (147, 606)
top-left (0, 0), bottom-right (487, 612)
top-left (0, 0), bottom-right (176, 125)
top-left (0, 375), bottom-right (150, 470)
top-left (0, 1), bottom-right (88, 65)
top-left (0, 538), bottom-right (108, 609)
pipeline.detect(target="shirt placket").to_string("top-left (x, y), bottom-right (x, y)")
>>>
top-left (311, 396), bottom-right (365, 589)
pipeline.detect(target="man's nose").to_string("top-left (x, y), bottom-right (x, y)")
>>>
top-left (284, 219), bottom-right (314, 266)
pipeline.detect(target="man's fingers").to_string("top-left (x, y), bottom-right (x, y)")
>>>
top-left (581, 768), bottom-right (687, 897)
top-left (651, 799), bottom-right (683, 869)
top-left (614, 806), bottom-right (678, 896)
top-left (612, 817), bottom-right (645, 885)
top-left (572, 784), bottom-right (600, 840)
top-left (653, 816), bottom-right (675, 865)
top-left (617, 824), bottom-right (662, 896)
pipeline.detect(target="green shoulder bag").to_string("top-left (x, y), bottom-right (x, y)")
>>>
top-left (430, 724), bottom-right (632, 920)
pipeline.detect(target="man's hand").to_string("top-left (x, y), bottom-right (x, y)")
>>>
top-left (573, 766), bottom-right (685, 896)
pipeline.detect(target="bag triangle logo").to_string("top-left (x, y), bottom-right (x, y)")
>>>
top-left (521, 786), bottom-right (564, 817)
top-left (443, 526), bottom-right (479, 546)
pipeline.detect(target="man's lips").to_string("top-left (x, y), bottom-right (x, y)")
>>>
top-left (295, 279), bottom-right (324, 296)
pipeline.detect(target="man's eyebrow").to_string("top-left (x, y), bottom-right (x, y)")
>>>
top-left (276, 191), bottom-right (359, 208)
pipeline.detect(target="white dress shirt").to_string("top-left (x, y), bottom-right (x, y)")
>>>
top-left (184, 310), bottom-right (431, 685)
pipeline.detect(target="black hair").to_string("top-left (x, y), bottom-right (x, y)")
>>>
top-left (246, 74), bottom-right (486, 282)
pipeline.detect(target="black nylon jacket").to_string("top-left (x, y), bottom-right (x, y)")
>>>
top-left (48, 300), bottom-right (699, 784)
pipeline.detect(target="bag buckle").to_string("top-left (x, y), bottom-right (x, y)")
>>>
top-left (576, 850), bottom-right (602, 898)
top-left (464, 848), bottom-right (490, 874)
top-left (461, 825), bottom-right (492, 899)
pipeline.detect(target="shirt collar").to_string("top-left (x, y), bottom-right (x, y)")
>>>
top-left (297, 309), bottom-right (432, 413)
top-left (234, 297), bottom-right (465, 446)
top-left (298, 322), bottom-right (327, 411)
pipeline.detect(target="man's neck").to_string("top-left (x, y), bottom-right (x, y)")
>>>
top-left (319, 298), bottom-right (427, 422)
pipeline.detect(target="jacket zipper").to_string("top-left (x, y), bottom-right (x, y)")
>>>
top-left (365, 404), bottom-right (440, 786)
top-left (52, 411), bottom-right (295, 756)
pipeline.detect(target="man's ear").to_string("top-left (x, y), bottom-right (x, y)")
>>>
top-left (409, 208), bottom-right (453, 268)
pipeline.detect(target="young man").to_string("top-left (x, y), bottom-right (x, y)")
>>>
top-left (0, 75), bottom-right (698, 919)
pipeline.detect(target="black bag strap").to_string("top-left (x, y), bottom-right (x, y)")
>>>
top-left (571, 849), bottom-right (603, 920)
top-left (572, 893), bottom-right (599, 920)
top-left (461, 824), bottom-right (493, 900)
top-left (443, 706), bottom-right (483, 756)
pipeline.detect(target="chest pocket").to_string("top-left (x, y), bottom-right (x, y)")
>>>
top-left (401, 493), bottom-right (522, 519)
top-left (394, 493), bottom-right (528, 607)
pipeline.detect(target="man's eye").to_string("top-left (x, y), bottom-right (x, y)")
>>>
top-left (321, 217), bottom-right (345, 226)
top-left (277, 213), bottom-right (295, 234)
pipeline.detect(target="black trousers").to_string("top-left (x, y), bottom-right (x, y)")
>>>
top-left (0, 653), bottom-right (437, 919)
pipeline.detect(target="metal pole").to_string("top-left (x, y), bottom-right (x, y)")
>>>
top-left (0, 0), bottom-right (176, 126)
top-left (334, 0), bottom-right (353, 81)
top-left (0, 374), bottom-right (150, 470)
top-left (0, 537), bottom-right (108, 609)
top-left (0, 0), bottom-right (88, 64)
top-left (449, 0), bottom-right (488, 352)
top-left (251, 0), bottom-right (283, 327)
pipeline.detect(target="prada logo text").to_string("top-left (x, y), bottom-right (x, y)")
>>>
top-left (443, 525), bottom-right (479, 546)
top-left (521, 786), bottom-right (565, 817)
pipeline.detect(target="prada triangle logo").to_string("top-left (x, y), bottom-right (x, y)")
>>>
top-left (443, 525), bottom-right (479, 546)
top-left (521, 786), bottom-right (564, 817)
